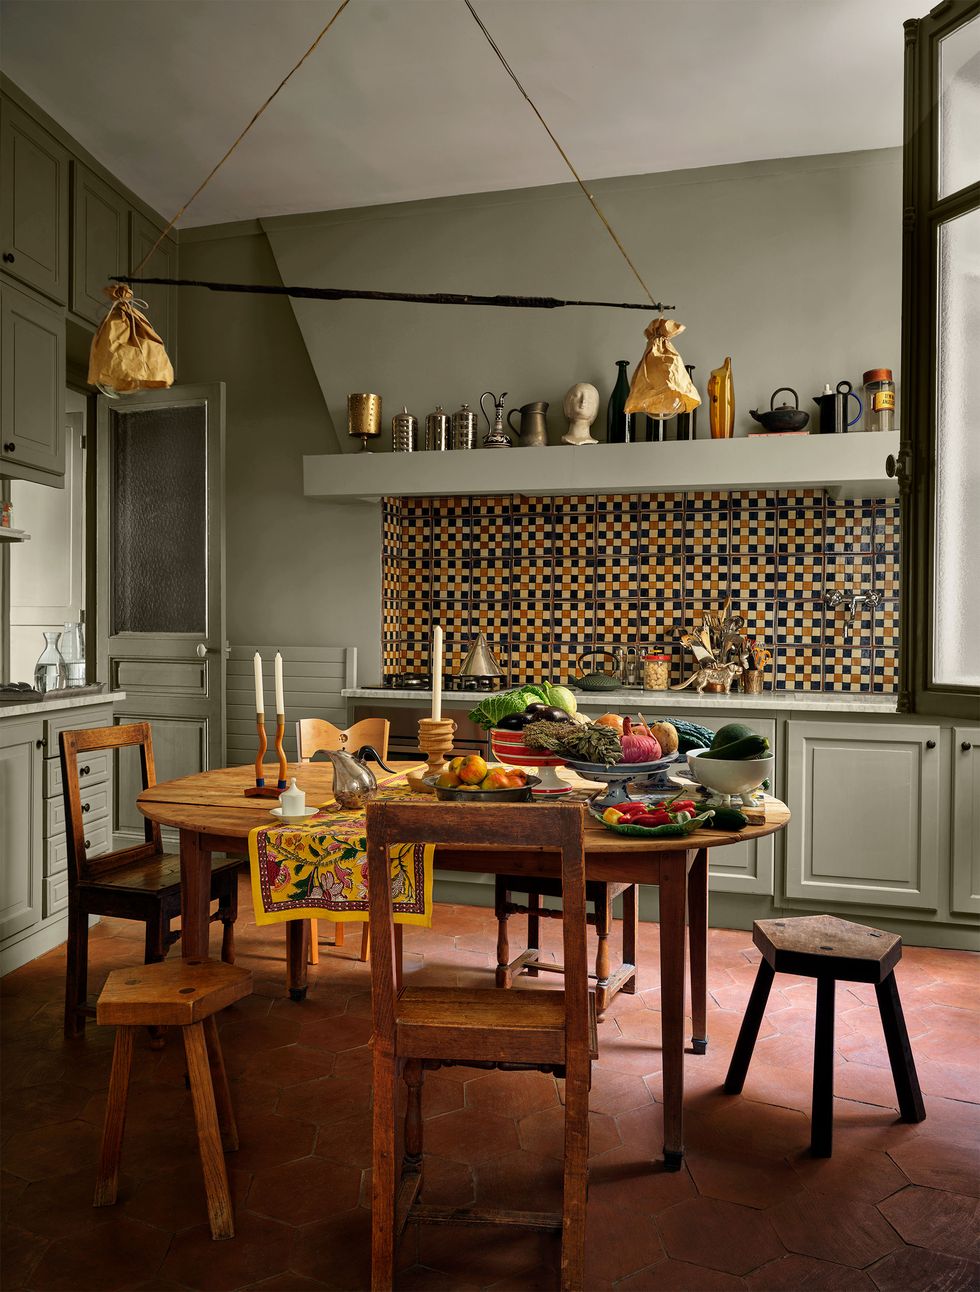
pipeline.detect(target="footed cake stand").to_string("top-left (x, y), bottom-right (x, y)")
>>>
top-left (562, 753), bottom-right (679, 809)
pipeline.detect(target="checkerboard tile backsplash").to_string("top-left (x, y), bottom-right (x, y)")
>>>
top-left (381, 491), bottom-right (900, 692)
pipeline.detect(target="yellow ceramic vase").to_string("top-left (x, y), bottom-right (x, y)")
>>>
top-left (708, 357), bottom-right (735, 439)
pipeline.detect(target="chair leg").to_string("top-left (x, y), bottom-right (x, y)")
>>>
top-left (403, 1058), bottom-right (424, 1183)
top-left (220, 874), bottom-right (237, 965)
top-left (94, 1026), bottom-right (135, 1206)
top-left (286, 920), bottom-right (310, 1001)
top-left (526, 891), bottom-right (540, 978)
top-left (593, 887), bottom-right (613, 1018)
top-left (308, 918), bottom-right (320, 965)
top-left (204, 1015), bottom-right (239, 1152)
top-left (811, 977), bottom-right (836, 1158)
top-left (359, 924), bottom-right (370, 961)
top-left (394, 924), bottom-right (404, 991)
top-left (560, 1056), bottom-right (590, 1292)
top-left (494, 878), bottom-right (511, 988)
top-left (371, 1046), bottom-right (398, 1292)
top-left (724, 959), bottom-right (775, 1094)
top-left (144, 907), bottom-right (167, 964)
top-left (334, 921), bottom-right (345, 949)
top-left (64, 902), bottom-right (89, 1039)
top-left (875, 971), bottom-right (926, 1124)
top-left (183, 1021), bottom-right (235, 1240)
top-left (622, 884), bottom-right (639, 996)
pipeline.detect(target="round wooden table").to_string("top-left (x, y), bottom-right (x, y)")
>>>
top-left (138, 760), bottom-right (789, 1168)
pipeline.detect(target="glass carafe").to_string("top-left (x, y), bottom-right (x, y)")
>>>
top-left (59, 622), bottom-right (86, 687)
top-left (34, 632), bottom-right (66, 693)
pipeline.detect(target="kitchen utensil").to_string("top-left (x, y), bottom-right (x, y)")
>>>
top-left (686, 748), bottom-right (774, 804)
top-left (424, 772), bottom-right (540, 802)
top-left (352, 744), bottom-right (396, 773)
top-left (451, 403), bottom-right (479, 450)
top-left (506, 401), bottom-right (549, 447)
top-left (749, 387), bottom-right (810, 433)
top-left (480, 391), bottom-right (514, 448)
top-left (322, 745), bottom-right (378, 811)
top-left (277, 778), bottom-right (309, 822)
top-left (571, 649), bottom-right (623, 692)
top-left (423, 406), bottom-right (451, 450)
top-left (391, 407), bottom-right (418, 452)
top-left (813, 381), bottom-right (863, 434)
top-left (708, 357), bottom-right (735, 438)
top-left (347, 393), bottom-right (382, 451)
top-left (458, 634), bottom-right (503, 679)
top-left (862, 369), bottom-right (895, 432)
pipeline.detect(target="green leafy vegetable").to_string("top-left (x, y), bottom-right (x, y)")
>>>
top-left (467, 686), bottom-right (546, 730)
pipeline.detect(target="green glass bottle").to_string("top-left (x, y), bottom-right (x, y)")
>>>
top-left (607, 359), bottom-right (635, 443)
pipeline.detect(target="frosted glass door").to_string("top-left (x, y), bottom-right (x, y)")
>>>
top-left (938, 12), bottom-right (980, 200)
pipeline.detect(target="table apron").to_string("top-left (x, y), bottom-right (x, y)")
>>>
top-left (436, 846), bottom-right (695, 885)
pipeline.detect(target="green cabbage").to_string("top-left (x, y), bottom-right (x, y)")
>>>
top-left (467, 681), bottom-right (577, 728)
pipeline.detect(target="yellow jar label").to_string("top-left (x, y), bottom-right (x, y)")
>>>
top-left (872, 391), bottom-right (896, 411)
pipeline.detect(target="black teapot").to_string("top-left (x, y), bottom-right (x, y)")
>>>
top-left (749, 387), bottom-right (810, 433)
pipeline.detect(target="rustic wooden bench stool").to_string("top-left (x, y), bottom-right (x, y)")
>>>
top-left (94, 958), bottom-right (252, 1239)
top-left (724, 914), bottom-right (925, 1157)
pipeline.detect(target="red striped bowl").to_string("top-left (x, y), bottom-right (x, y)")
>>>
top-left (489, 730), bottom-right (571, 796)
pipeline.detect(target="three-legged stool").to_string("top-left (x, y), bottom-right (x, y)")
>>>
top-left (724, 914), bottom-right (925, 1156)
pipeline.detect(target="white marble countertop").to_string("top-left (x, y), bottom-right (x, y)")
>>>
top-left (0, 689), bottom-right (125, 720)
top-left (342, 686), bottom-right (900, 715)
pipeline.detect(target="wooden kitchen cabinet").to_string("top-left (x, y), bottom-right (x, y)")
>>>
top-left (696, 716), bottom-right (776, 895)
top-left (71, 162), bottom-right (128, 325)
top-left (0, 717), bottom-right (43, 944)
top-left (0, 277), bottom-right (66, 482)
top-left (950, 727), bottom-right (980, 916)
top-left (129, 211), bottom-right (177, 358)
top-left (785, 720), bottom-right (942, 911)
top-left (0, 97), bottom-right (70, 304)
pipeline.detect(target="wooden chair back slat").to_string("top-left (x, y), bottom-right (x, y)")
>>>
top-left (296, 717), bottom-right (390, 764)
top-left (60, 723), bottom-right (163, 885)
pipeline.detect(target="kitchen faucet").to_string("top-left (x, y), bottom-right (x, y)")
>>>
top-left (823, 588), bottom-right (882, 638)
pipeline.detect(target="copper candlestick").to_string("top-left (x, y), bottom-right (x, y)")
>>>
top-left (407, 718), bottom-right (457, 794)
top-left (244, 712), bottom-right (289, 798)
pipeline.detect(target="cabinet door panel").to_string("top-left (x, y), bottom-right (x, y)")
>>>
top-left (0, 719), bottom-right (43, 943)
top-left (0, 279), bottom-right (66, 478)
top-left (786, 721), bottom-right (941, 910)
top-left (71, 164), bottom-right (128, 325)
top-left (0, 99), bottom-right (70, 303)
top-left (129, 212), bottom-right (176, 358)
top-left (951, 728), bottom-right (980, 915)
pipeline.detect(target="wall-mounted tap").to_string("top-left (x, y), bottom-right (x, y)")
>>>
top-left (823, 587), bottom-right (881, 639)
top-left (824, 589), bottom-right (845, 610)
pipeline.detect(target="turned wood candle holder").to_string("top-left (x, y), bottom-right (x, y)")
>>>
top-left (406, 718), bottom-right (457, 794)
top-left (244, 713), bottom-right (289, 798)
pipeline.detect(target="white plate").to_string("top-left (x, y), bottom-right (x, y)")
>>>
top-left (269, 806), bottom-right (318, 823)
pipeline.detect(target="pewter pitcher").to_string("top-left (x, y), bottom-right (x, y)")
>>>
top-left (507, 401), bottom-right (549, 447)
top-left (325, 745), bottom-right (377, 810)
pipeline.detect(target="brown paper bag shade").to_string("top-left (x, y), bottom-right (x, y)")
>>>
top-left (624, 318), bottom-right (701, 417)
top-left (88, 285), bottom-right (174, 395)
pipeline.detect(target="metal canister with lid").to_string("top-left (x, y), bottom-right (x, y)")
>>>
top-left (451, 402), bottom-right (478, 451)
top-left (862, 369), bottom-right (895, 433)
top-left (424, 405), bottom-right (450, 451)
top-left (392, 406), bottom-right (418, 453)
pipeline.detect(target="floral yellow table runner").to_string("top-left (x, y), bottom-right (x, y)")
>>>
top-left (248, 771), bottom-right (434, 927)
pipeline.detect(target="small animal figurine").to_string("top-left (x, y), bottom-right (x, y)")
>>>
top-left (672, 661), bottom-right (743, 694)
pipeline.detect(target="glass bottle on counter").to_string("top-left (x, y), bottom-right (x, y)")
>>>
top-left (676, 365), bottom-right (698, 440)
top-left (642, 652), bottom-right (671, 691)
top-left (34, 632), bottom-right (66, 693)
top-left (862, 368), bottom-right (895, 432)
top-left (59, 622), bottom-right (86, 687)
top-left (607, 360), bottom-right (635, 443)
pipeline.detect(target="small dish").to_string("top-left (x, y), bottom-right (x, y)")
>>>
top-left (269, 806), bottom-right (319, 824)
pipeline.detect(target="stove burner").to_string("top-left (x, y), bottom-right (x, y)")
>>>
top-left (383, 672), bottom-right (502, 692)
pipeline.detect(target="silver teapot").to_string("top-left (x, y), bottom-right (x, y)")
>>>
top-left (325, 742), bottom-right (377, 811)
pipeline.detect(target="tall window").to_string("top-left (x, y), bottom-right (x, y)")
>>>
top-left (901, 1), bottom-right (980, 716)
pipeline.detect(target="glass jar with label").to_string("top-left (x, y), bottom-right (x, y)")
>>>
top-left (642, 652), bottom-right (671, 691)
top-left (863, 368), bottom-right (895, 432)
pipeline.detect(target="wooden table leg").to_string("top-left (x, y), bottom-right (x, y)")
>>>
top-left (286, 920), bottom-right (310, 1001)
top-left (178, 829), bottom-right (212, 960)
top-left (659, 852), bottom-right (688, 1170)
top-left (688, 848), bottom-right (709, 1055)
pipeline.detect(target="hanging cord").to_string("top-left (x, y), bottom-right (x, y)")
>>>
top-left (464, 0), bottom-right (657, 308)
top-left (133, 0), bottom-right (352, 274)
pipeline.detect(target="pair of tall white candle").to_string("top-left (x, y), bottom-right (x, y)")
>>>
top-left (253, 651), bottom-right (284, 716)
top-left (431, 625), bottom-right (443, 722)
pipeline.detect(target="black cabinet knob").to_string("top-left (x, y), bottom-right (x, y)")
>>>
top-left (82, 802), bottom-right (90, 813)
top-left (84, 839), bottom-right (91, 849)
top-left (925, 739), bottom-right (936, 749)
top-left (3, 442), bottom-right (16, 453)
top-left (35, 737), bottom-right (46, 749)
top-left (79, 765), bottom-right (91, 776)
top-left (964, 742), bottom-right (974, 752)
top-left (2, 252), bottom-right (14, 263)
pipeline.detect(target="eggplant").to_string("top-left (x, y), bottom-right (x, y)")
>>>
top-left (536, 705), bottom-right (574, 723)
top-left (523, 703), bottom-right (549, 715)
top-left (495, 711), bottom-right (535, 730)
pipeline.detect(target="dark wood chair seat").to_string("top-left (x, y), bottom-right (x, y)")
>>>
top-left (60, 723), bottom-right (240, 1038)
top-left (725, 914), bottom-right (926, 1157)
top-left (94, 958), bottom-right (252, 1239)
top-left (495, 873), bottom-right (638, 1018)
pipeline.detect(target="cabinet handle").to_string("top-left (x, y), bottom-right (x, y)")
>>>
top-left (35, 737), bottom-right (46, 749)
top-left (4, 443), bottom-right (16, 453)
top-left (84, 839), bottom-right (91, 849)
top-left (964, 742), bottom-right (974, 752)
top-left (925, 739), bottom-right (936, 749)
top-left (2, 252), bottom-right (14, 263)
top-left (82, 802), bottom-right (91, 813)
top-left (79, 765), bottom-right (91, 776)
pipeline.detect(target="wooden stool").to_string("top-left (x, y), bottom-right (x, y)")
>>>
top-left (725, 915), bottom-right (925, 1156)
top-left (94, 958), bottom-right (252, 1239)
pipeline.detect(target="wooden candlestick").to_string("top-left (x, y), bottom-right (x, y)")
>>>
top-left (274, 713), bottom-right (288, 789)
top-left (407, 718), bottom-right (457, 794)
top-left (244, 712), bottom-right (288, 798)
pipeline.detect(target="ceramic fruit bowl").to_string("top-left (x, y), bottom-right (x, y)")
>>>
top-left (686, 748), bottom-right (774, 804)
top-left (562, 752), bottom-right (678, 809)
top-left (489, 730), bottom-right (572, 797)
top-left (424, 773), bottom-right (540, 803)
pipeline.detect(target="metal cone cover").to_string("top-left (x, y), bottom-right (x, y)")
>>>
top-left (458, 633), bottom-right (503, 677)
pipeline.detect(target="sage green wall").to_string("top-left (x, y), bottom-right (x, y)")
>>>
top-left (260, 149), bottom-right (902, 449)
top-left (177, 227), bottom-right (383, 678)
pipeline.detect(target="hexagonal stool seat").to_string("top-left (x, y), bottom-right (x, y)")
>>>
top-left (94, 958), bottom-right (252, 1239)
top-left (724, 915), bottom-right (925, 1156)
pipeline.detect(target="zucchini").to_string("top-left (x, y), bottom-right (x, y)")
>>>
top-left (655, 719), bottom-right (716, 755)
top-left (698, 734), bottom-right (770, 761)
top-left (711, 807), bottom-right (748, 831)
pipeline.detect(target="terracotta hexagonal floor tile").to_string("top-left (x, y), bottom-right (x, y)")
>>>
top-left (617, 1257), bottom-right (748, 1289)
top-left (229, 1111), bottom-right (317, 1173)
top-left (484, 1261), bottom-right (562, 1291)
top-left (580, 1067), bottom-right (655, 1117)
top-left (685, 1098), bottom-right (813, 1161)
top-left (746, 1253), bottom-right (875, 1289)
top-left (0, 1221), bottom-right (48, 1290)
top-left (423, 1107), bottom-right (521, 1165)
top-left (417, 1221), bottom-right (557, 1286)
top-left (290, 1205), bottom-right (393, 1289)
top-left (877, 1186), bottom-right (980, 1262)
top-left (247, 1155), bottom-right (360, 1226)
top-left (240, 1275), bottom-right (332, 1292)
top-left (296, 1013), bottom-right (375, 1054)
top-left (314, 1110), bottom-right (374, 1169)
top-left (243, 1044), bottom-right (336, 1088)
top-left (657, 1196), bottom-right (785, 1275)
top-left (2, 1118), bottom-right (102, 1182)
top-left (279, 1071), bottom-right (373, 1125)
top-left (790, 1147), bottom-right (909, 1203)
top-left (868, 1244), bottom-right (980, 1292)
top-left (517, 1105), bottom-right (621, 1160)
top-left (768, 1193), bottom-right (902, 1267)
top-left (583, 1194), bottom-right (665, 1283)
top-left (887, 1135), bottom-right (980, 1198)
top-left (474, 1149), bottom-right (563, 1212)
top-left (687, 1148), bottom-right (804, 1210)
top-left (6, 1168), bottom-right (132, 1239)
top-left (464, 1068), bottom-right (559, 1119)
top-left (588, 1143), bottom-right (695, 1215)
top-left (162, 1213), bottom-right (296, 1290)
top-left (30, 1214), bottom-right (171, 1292)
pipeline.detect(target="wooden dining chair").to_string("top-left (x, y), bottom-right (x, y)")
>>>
top-left (295, 715), bottom-right (390, 964)
top-left (368, 799), bottom-right (595, 1292)
top-left (60, 723), bottom-right (241, 1038)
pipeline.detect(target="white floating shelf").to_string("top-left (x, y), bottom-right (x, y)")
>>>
top-left (304, 432), bottom-right (899, 503)
top-left (0, 528), bottom-right (31, 542)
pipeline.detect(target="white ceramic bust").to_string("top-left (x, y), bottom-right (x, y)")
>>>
top-left (562, 382), bottom-right (600, 445)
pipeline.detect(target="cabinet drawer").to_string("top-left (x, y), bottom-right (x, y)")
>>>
top-left (46, 819), bottom-right (110, 878)
top-left (44, 874), bottom-right (69, 919)
top-left (46, 786), bottom-right (108, 836)
top-left (45, 748), bottom-right (110, 799)
top-left (43, 704), bottom-right (115, 752)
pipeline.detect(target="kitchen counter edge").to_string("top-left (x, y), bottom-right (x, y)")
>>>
top-left (0, 690), bottom-right (126, 719)
top-left (342, 687), bottom-right (899, 714)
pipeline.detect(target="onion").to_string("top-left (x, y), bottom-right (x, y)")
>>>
top-left (620, 716), bottom-right (662, 763)
top-left (595, 713), bottom-right (624, 734)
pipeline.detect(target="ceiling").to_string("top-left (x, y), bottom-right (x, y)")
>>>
top-left (1, 0), bottom-right (920, 229)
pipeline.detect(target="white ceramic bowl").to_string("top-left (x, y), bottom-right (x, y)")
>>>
top-left (686, 748), bottom-right (774, 797)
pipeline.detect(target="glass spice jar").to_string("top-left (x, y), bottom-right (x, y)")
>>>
top-left (642, 652), bottom-right (671, 691)
top-left (863, 368), bottom-right (896, 433)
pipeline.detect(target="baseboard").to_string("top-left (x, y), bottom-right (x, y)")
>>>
top-left (0, 914), bottom-right (99, 977)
